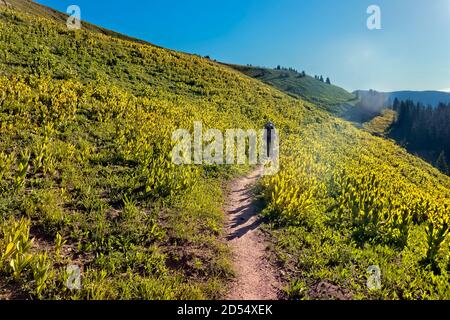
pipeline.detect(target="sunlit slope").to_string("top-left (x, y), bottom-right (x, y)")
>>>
top-left (363, 109), bottom-right (396, 136)
top-left (0, 7), bottom-right (311, 299)
top-left (1, 0), bottom-right (155, 45)
top-left (0, 6), bottom-right (450, 300)
top-left (228, 64), bottom-right (357, 113)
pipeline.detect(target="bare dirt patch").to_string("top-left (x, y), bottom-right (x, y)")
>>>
top-left (224, 167), bottom-right (282, 300)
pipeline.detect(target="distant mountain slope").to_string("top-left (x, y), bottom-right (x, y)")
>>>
top-left (227, 64), bottom-right (357, 113)
top-left (391, 91), bottom-right (450, 106)
top-left (355, 90), bottom-right (450, 108)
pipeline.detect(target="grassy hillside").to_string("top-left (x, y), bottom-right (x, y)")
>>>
top-left (0, 4), bottom-right (450, 300)
top-left (228, 64), bottom-right (357, 113)
top-left (0, 6), bottom-right (309, 299)
top-left (261, 121), bottom-right (450, 299)
top-left (1, 0), bottom-right (156, 45)
top-left (363, 109), bottom-right (396, 136)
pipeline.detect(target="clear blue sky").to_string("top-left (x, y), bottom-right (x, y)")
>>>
top-left (36, 0), bottom-right (450, 92)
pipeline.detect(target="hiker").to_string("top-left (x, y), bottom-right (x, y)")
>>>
top-left (264, 121), bottom-right (275, 158)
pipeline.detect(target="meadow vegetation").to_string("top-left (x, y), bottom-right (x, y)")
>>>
top-left (0, 6), bottom-right (449, 299)
top-left (261, 123), bottom-right (450, 299)
top-left (229, 64), bottom-right (357, 114)
top-left (0, 7), bottom-right (304, 299)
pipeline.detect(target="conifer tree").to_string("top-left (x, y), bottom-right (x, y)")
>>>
top-left (436, 151), bottom-right (449, 175)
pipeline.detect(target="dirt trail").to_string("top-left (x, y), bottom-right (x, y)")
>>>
top-left (224, 167), bottom-right (281, 300)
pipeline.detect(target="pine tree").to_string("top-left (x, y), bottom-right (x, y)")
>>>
top-left (392, 98), bottom-right (400, 111)
top-left (326, 77), bottom-right (331, 84)
top-left (436, 151), bottom-right (449, 175)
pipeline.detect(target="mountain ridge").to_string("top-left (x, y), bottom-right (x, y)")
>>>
top-left (226, 64), bottom-right (357, 114)
top-left (355, 89), bottom-right (450, 108)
